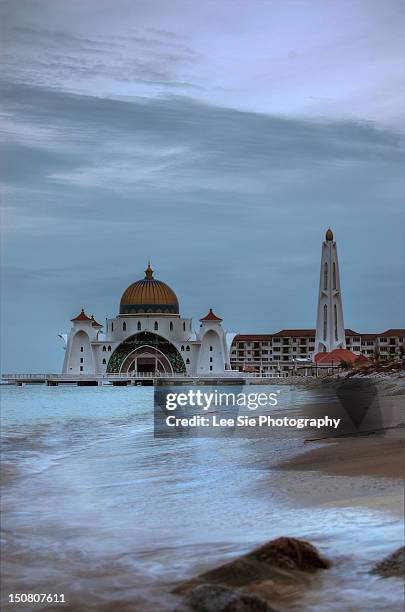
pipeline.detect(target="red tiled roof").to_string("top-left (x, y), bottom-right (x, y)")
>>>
top-left (200, 308), bottom-right (222, 322)
top-left (272, 329), bottom-right (316, 337)
top-left (233, 334), bottom-right (274, 342)
top-left (315, 348), bottom-right (362, 365)
top-left (91, 315), bottom-right (103, 328)
top-left (233, 329), bottom-right (399, 342)
top-left (273, 328), bottom-right (363, 337)
top-left (354, 354), bottom-right (370, 364)
top-left (344, 329), bottom-right (361, 336)
top-left (71, 308), bottom-right (92, 322)
top-left (378, 329), bottom-right (405, 337)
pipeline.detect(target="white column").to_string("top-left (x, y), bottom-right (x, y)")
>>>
top-left (314, 229), bottom-right (346, 354)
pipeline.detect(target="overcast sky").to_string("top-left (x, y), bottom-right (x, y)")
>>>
top-left (1, 0), bottom-right (404, 372)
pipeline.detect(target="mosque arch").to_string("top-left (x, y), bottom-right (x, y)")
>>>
top-left (334, 304), bottom-right (338, 341)
top-left (70, 330), bottom-right (93, 373)
top-left (106, 331), bottom-right (186, 374)
top-left (198, 329), bottom-right (223, 372)
top-left (120, 345), bottom-right (174, 374)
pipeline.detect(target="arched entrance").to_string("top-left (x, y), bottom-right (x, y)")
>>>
top-left (107, 331), bottom-right (186, 374)
top-left (121, 345), bottom-right (174, 374)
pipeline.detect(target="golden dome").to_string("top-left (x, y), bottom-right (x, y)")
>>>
top-left (325, 228), bottom-right (334, 241)
top-left (120, 264), bottom-right (179, 315)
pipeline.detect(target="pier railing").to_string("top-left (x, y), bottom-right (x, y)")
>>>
top-left (1, 371), bottom-right (288, 383)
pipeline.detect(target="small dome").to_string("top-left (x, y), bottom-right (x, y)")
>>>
top-left (325, 228), bottom-right (334, 241)
top-left (120, 264), bottom-right (179, 315)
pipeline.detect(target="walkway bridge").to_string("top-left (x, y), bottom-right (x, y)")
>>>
top-left (1, 372), bottom-right (288, 386)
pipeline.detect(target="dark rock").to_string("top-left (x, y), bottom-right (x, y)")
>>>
top-left (174, 537), bottom-right (330, 606)
top-left (182, 583), bottom-right (277, 611)
top-left (371, 547), bottom-right (405, 578)
top-left (246, 537), bottom-right (330, 572)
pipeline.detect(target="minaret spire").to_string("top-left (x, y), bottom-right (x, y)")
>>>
top-left (145, 262), bottom-right (154, 279)
top-left (314, 228), bottom-right (346, 354)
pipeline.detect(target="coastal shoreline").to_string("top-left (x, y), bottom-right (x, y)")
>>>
top-left (270, 426), bottom-right (404, 519)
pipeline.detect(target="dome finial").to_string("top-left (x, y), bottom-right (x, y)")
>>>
top-left (325, 227), bottom-right (333, 241)
top-left (145, 262), bottom-right (154, 279)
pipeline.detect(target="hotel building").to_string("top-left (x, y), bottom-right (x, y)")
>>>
top-left (230, 329), bottom-right (404, 374)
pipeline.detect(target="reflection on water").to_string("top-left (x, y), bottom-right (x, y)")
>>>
top-left (1, 385), bottom-right (403, 611)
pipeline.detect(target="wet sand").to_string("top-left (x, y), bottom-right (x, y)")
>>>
top-left (276, 434), bottom-right (405, 479)
top-left (273, 432), bottom-right (405, 517)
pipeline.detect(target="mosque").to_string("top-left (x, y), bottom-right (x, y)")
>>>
top-left (61, 263), bottom-right (234, 376)
top-left (61, 229), bottom-right (402, 377)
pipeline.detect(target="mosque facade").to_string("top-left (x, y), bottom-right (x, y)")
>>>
top-left (61, 263), bottom-right (233, 376)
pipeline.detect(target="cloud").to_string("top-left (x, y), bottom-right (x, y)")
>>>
top-left (1, 18), bottom-right (201, 93)
top-left (1, 0), bottom-right (404, 124)
top-left (1, 83), bottom-right (403, 296)
top-left (1, 82), bottom-right (403, 209)
top-left (0, 0), bottom-right (404, 371)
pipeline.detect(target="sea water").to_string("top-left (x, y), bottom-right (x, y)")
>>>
top-left (1, 385), bottom-right (403, 611)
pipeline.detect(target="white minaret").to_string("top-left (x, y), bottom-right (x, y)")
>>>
top-left (314, 228), bottom-right (346, 354)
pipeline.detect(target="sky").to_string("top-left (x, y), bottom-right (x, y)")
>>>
top-left (0, 0), bottom-right (404, 372)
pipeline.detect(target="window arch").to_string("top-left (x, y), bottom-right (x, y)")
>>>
top-left (137, 321), bottom-right (141, 331)
top-left (102, 358), bottom-right (106, 365)
top-left (324, 262), bottom-right (328, 290)
top-left (323, 304), bottom-right (327, 340)
top-left (102, 345), bottom-right (106, 352)
top-left (170, 321), bottom-right (173, 331)
top-left (80, 346), bottom-right (84, 352)
top-left (108, 345), bottom-right (111, 352)
top-left (186, 345), bottom-right (190, 351)
top-left (181, 345), bottom-right (185, 351)
top-left (334, 304), bottom-right (338, 341)
top-left (183, 322), bottom-right (186, 331)
top-left (123, 321), bottom-right (126, 331)
top-left (209, 345), bottom-right (213, 351)
top-left (154, 321), bottom-right (158, 331)
top-left (333, 262), bottom-right (337, 290)
top-left (186, 358), bottom-right (190, 364)
top-left (111, 322), bottom-right (114, 332)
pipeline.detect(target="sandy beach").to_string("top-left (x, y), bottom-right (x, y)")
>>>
top-left (272, 430), bottom-right (405, 518)
top-left (266, 375), bottom-right (405, 518)
top-left (276, 433), bottom-right (405, 479)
